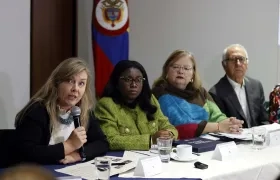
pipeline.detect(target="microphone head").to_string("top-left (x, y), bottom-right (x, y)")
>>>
top-left (71, 106), bottom-right (81, 116)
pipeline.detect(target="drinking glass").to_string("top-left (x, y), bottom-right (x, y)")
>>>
top-left (252, 127), bottom-right (266, 150)
top-left (157, 137), bottom-right (172, 163)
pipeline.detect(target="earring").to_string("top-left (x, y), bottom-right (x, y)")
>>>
top-left (190, 78), bottom-right (193, 82)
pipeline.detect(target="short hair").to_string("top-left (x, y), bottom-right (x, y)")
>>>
top-left (15, 57), bottom-right (93, 129)
top-left (222, 44), bottom-right (249, 62)
top-left (0, 164), bottom-right (56, 180)
top-left (102, 60), bottom-right (157, 121)
top-left (153, 49), bottom-right (202, 90)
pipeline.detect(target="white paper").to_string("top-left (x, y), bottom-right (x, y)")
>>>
top-left (201, 134), bottom-right (220, 141)
top-left (212, 141), bottom-right (238, 161)
top-left (55, 156), bottom-right (136, 180)
top-left (261, 123), bottom-right (280, 132)
top-left (134, 156), bottom-right (162, 177)
top-left (210, 128), bottom-right (252, 140)
top-left (212, 124), bottom-right (280, 141)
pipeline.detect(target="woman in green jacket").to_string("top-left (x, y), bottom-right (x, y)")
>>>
top-left (95, 60), bottom-right (178, 150)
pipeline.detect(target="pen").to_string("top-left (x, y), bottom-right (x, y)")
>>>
top-left (111, 162), bottom-right (126, 166)
top-left (129, 151), bottom-right (151, 156)
top-left (192, 152), bottom-right (200, 156)
top-left (92, 162), bottom-right (127, 166)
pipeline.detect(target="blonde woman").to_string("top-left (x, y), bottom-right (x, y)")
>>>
top-left (15, 58), bottom-right (108, 165)
top-left (152, 50), bottom-right (244, 139)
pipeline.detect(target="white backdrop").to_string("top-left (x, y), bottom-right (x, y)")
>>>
top-left (128, 0), bottom-right (279, 99)
top-left (0, 0), bottom-right (276, 129)
top-left (0, 0), bottom-right (30, 129)
top-left (79, 0), bottom-right (280, 100)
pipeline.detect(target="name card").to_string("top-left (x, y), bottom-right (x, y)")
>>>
top-left (134, 155), bottom-right (162, 177)
top-left (212, 141), bottom-right (238, 161)
top-left (268, 129), bottom-right (280, 147)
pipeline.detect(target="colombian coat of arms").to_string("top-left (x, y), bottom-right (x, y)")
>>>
top-left (94, 0), bottom-right (129, 36)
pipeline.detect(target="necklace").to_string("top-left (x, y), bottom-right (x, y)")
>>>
top-left (59, 111), bottom-right (74, 125)
top-left (57, 106), bottom-right (73, 125)
top-left (59, 115), bottom-right (74, 125)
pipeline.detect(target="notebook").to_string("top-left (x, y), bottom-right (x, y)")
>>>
top-left (173, 137), bottom-right (224, 153)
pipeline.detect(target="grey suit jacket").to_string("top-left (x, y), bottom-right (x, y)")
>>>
top-left (209, 75), bottom-right (268, 128)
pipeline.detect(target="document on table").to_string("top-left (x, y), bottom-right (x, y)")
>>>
top-left (215, 123), bottom-right (280, 140)
top-left (55, 156), bottom-right (137, 180)
top-left (260, 123), bottom-right (280, 132)
top-left (210, 128), bottom-right (252, 140)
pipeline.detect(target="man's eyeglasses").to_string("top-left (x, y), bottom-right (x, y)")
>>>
top-left (224, 56), bottom-right (248, 64)
top-left (120, 76), bottom-right (145, 85)
top-left (171, 65), bottom-right (193, 72)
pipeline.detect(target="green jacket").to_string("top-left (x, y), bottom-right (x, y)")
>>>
top-left (94, 95), bottom-right (178, 150)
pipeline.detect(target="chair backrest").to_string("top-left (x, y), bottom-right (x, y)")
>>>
top-left (0, 129), bottom-right (17, 168)
top-left (269, 84), bottom-right (280, 123)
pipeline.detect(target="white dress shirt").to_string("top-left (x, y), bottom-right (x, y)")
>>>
top-left (227, 76), bottom-right (251, 127)
top-left (49, 112), bottom-right (75, 145)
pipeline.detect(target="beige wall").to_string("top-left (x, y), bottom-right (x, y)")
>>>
top-left (79, 0), bottom-right (279, 100)
top-left (0, 0), bottom-right (30, 129)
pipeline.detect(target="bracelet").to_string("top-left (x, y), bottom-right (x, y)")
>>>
top-left (150, 135), bottom-right (153, 147)
top-left (168, 131), bottom-right (174, 137)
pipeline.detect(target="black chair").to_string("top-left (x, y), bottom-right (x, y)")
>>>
top-left (0, 129), bottom-right (17, 168)
top-left (261, 101), bottom-right (270, 125)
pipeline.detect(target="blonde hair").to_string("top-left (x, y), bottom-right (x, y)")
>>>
top-left (153, 49), bottom-right (202, 90)
top-left (15, 57), bottom-right (93, 129)
top-left (0, 164), bottom-right (56, 180)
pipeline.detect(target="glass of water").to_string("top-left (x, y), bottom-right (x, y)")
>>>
top-left (95, 157), bottom-right (111, 180)
top-left (157, 137), bottom-right (172, 163)
top-left (252, 127), bottom-right (266, 150)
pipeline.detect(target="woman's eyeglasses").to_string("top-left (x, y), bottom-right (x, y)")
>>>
top-left (120, 76), bottom-right (145, 85)
top-left (171, 65), bottom-right (193, 72)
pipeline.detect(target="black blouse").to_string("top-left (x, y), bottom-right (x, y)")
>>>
top-left (15, 102), bottom-right (109, 164)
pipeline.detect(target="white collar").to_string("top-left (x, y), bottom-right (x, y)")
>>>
top-left (57, 105), bottom-right (71, 115)
top-left (227, 76), bottom-right (245, 88)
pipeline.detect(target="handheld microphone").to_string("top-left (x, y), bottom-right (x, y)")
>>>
top-left (71, 106), bottom-right (86, 161)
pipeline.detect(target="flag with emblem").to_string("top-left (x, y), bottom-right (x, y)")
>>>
top-left (92, 0), bottom-right (129, 97)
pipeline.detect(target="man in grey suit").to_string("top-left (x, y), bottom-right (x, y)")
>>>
top-left (209, 44), bottom-right (268, 128)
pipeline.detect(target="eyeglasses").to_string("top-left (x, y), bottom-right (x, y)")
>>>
top-left (224, 56), bottom-right (248, 64)
top-left (171, 65), bottom-right (193, 72)
top-left (120, 76), bottom-right (145, 85)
